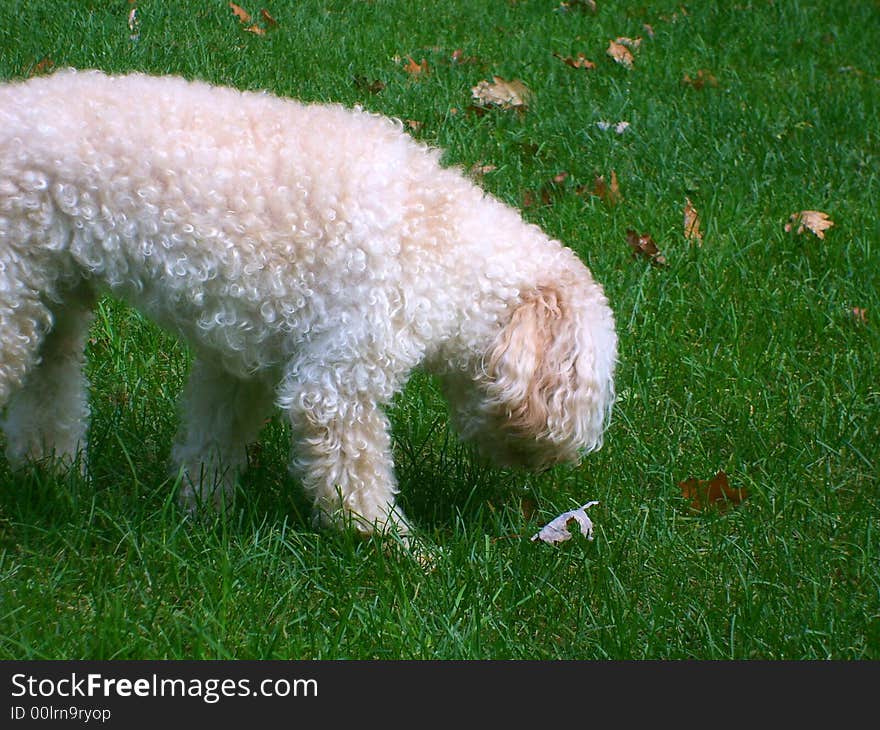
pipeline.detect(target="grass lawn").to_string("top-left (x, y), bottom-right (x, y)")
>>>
top-left (0, 0), bottom-right (877, 659)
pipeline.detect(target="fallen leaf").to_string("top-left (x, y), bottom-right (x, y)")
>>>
top-left (523, 172), bottom-right (569, 208)
top-left (244, 23), bottom-right (265, 35)
top-left (229, 2), bottom-right (251, 23)
top-left (557, 0), bottom-right (597, 12)
top-left (531, 501), bottom-right (598, 544)
top-left (554, 52), bottom-right (596, 70)
top-left (682, 69), bottom-right (719, 89)
top-left (405, 119), bottom-right (424, 131)
top-left (785, 210), bottom-right (834, 239)
top-left (597, 120), bottom-right (630, 134)
top-left (403, 56), bottom-right (430, 76)
top-left (615, 36), bottom-right (643, 50)
top-left (626, 229), bottom-right (667, 267)
top-left (677, 471), bottom-right (747, 512)
top-left (851, 307), bottom-right (868, 323)
top-left (684, 197), bottom-right (703, 244)
top-left (471, 76), bottom-right (532, 110)
top-left (607, 39), bottom-right (634, 68)
top-left (260, 8), bottom-right (278, 27)
top-left (469, 161), bottom-right (498, 179)
top-left (643, 23), bottom-right (656, 38)
top-left (581, 170), bottom-right (621, 207)
top-left (30, 57), bottom-right (54, 76)
top-left (451, 48), bottom-right (479, 65)
top-left (353, 75), bottom-right (386, 94)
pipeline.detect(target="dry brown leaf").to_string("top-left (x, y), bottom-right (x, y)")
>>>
top-left (626, 229), bottom-right (667, 266)
top-left (682, 69), bottom-right (719, 89)
top-left (469, 162), bottom-right (498, 179)
top-left (405, 119), bottom-right (423, 131)
top-left (851, 307), bottom-right (868, 323)
top-left (684, 197), bottom-right (703, 244)
top-left (471, 76), bottom-right (532, 110)
top-left (581, 170), bottom-right (621, 207)
top-left (523, 172), bottom-right (570, 209)
top-left (607, 40), bottom-right (634, 68)
top-left (353, 76), bottom-right (385, 95)
top-left (785, 210), bottom-right (834, 239)
top-left (531, 502), bottom-right (598, 544)
top-left (30, 57), bottom-right (54, 76)
top-left (451, 48), bottom-right (479, 65)
top-left (260, 8), bottom-right (278, 27)
top-left (554, 52), bottom-right (596, 70)
top-left (244, 23), bottom-right (265, 35)
top-left (558, 0), bottom-right (597, 12)
top-left (229, 2), bottom-right (251, 23)
top-left (403, 56), bottom-right (430, 76)
top-left (678, 471), bottom-right (747, 512)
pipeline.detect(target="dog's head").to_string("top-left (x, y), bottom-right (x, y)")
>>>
top-left (444, 281), bottom-right (617, 470)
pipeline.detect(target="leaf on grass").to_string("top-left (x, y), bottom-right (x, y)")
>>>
top-left (785, 210), bottom-right (834, 239)
top-left (607, 39), bottom-right (634, 68)
top-left (596, 120), bottom-right (630, 134)
top-left (229, 2), bottom-right (251, 23)
top-left (469, 161), bottom-right (498, 179)
top-left (353, 75), bottom-right (385, 94)
top-left (851, 307), bottom-right (868, 323)
top-left (29, 57), bottom-right (54, 76)
top-left (523, 172), bottom-right (570, 209)
top-left (230, 3), bottom-right (275, 34)
top-left (682, 69), bottom-right (719, 89)
top-left (405, 119), bottom-right (424, 131)
top-left (557, 0), bottom-right (597, 13)
top-left (684, 197), bottom-right (703, 244)
top-left (531, 502), bottom-right (598, 544)
top-left (554, 52), bottom-right (596, 70)
top-left (451, 48), bottom-right (480, 65)
top-left (403, 56), bottom-right (430, 76)
top-left (616, 36), bottom-right (643, 51)
top-left (581, 170), bottom-right (621, 207)
top-left (472, 76), bottom-right (532, 110)
top-left (678, 471), bottom-right (747, 512)
top-left (626, 229), bottom-right (667, 266)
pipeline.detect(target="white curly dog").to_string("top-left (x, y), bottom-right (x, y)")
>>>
top-left (0, 69), bottom-right (616, 539)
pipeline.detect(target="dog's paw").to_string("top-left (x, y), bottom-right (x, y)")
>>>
top-left (175, 469), bottom-right (236, 517)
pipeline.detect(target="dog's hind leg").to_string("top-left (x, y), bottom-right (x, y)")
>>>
top-left (1, 284), bottom-right (95, 468)
top-left (172, 357), bottom-right (276, 513)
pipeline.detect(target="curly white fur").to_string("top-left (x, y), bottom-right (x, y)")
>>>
top-left (0, 69), bottom-right (617, 537)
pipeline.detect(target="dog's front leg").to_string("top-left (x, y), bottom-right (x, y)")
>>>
top-left (281, 371), bottom-right (411, 540)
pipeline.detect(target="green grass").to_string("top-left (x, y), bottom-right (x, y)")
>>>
top-left (1, 0), bottom-right (878, 659)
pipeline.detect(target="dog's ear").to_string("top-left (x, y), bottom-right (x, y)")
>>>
top-left (483, 284), bottom-right (614, 461)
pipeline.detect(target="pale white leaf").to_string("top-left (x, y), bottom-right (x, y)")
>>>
top-left (531, 501), bottom-right (598, 544)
